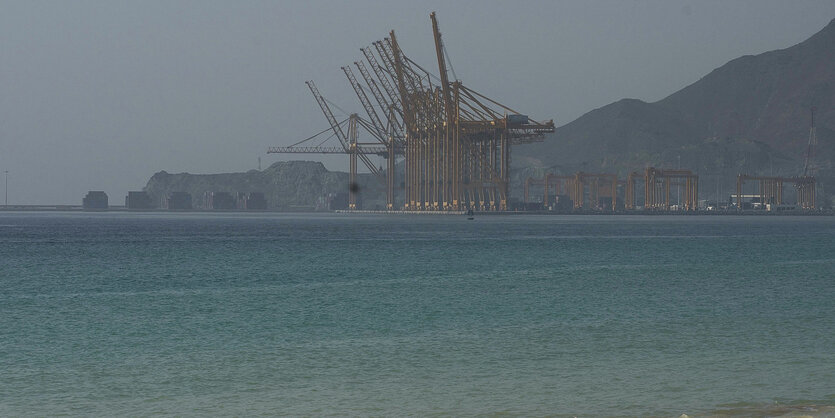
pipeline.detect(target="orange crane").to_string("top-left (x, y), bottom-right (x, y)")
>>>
top-left (270, 12), bottom-right (554, 211)
top-left (267, 81), bottom-right (392, 210)
top-left (736, 174), bottom-right (815, 210)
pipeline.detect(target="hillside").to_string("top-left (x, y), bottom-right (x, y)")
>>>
top-left (143, 161), bottom-right (388, 210)
top-left (514, 18), bottom-right (835, 203)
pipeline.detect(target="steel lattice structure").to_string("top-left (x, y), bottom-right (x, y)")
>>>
top-left (736, 174), bottom-right (816, 209)
top-left (525, 173), bottom-right (617, 211)
top-left (268, 12), bottom-right (554, 211)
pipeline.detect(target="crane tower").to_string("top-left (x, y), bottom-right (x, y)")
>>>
top-left (269, 12), bottom-right (555, 211)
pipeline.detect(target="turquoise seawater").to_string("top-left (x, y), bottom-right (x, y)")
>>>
top-left (2, 212), bottom-right (835, 416)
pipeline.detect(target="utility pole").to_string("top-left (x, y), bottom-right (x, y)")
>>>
top-left (803, 107), bottom-right (817, 177)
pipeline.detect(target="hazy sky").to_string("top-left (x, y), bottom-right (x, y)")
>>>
top-left (1, 0), bottom-right (834, 204)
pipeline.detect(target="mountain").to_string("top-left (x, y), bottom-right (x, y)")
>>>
top-left (514, 18), bottom-right (835, 203)
top-left (143, 161), bottom-right (388, 210)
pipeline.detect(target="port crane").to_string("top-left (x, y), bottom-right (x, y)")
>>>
top-left (267, 81), bottom-right (397, 210)
top-left (269, 12), bottom-right (555, 211)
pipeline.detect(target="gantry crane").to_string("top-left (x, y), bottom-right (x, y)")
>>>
top-left (524, 174), bottom-right (575, 208)
top-left (269, 12), bottom-right (554, 211)
top-left (733, 108), bottom-right (820, 211)
top-left (267, 81), bottom-right (395, 210)
top-left (736, 174), bottom-right (815, 210)
top-left (644, 168), bottom-right (699, 211)
top-left (389, 13), bottom-right (555, 211)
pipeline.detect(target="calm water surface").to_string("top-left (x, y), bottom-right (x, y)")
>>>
top-left (1, 212), bottom-right (834, 416)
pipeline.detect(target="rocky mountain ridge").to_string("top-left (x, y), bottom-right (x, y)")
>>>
top-left (144, 161), bottom-right (387, 210)
top-left (513, 18), bottom-right (835, 204)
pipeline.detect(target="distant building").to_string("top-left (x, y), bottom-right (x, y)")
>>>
top-left (204, 191), bottom-right (235, 210)
top-left (125, 191), bottom-right (153, 209)
top-left (165, 192), bottom-right (192, 210)
top-left (82, 191), bottom-right (108, 210)
top-left (236, 192), bottom-right (267, 210)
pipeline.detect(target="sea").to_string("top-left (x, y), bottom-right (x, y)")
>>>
top-left (1, 212), bottom-right (834, 417)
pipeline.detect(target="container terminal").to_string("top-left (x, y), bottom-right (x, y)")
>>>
top-left (4, 14), bottom-right (822, 215)
top-left (266, 13), bottom-right (823, 215)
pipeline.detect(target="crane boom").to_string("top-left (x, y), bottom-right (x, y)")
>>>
top-left (306, 80), bottom-right (350, 152)
top-left (388, 31), bottom-right (414, 134)
top-left (374, 41), bottom-right (395, 75)
top-left (385, 37), bottom-right (425, 95)
top-left (306, 81), bottom-right (380, 177)
top-left (361, 47), bottom-right (402, 114)
top-left (354, 61), bottom-right (391, 117)
top-left (355, 60), bottom-right (403, 139)
top-left (342, 66), bottom-right (387, 142)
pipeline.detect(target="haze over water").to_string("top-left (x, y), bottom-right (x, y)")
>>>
top-left (2, 212), bottom-right (835, 416)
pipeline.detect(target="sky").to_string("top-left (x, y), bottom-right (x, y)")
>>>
top-left (1, 0), bottom-right (834, 205)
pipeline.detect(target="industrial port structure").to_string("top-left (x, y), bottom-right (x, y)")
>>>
top-left (524, 168), bottom-right (699, 212)
top-left (521, 109), bottom-right (821, 212)
top-left (735, 175), bottom-right (816, 210)
top-left (265, 14), bottom-right (821, 214)
top-left (268, 12), bottom-right (555, 211)
top-left (523, 169), bottom-right (817, 212)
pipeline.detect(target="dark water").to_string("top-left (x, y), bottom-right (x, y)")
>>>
top-left (2, 212), bottom-right (835, 416)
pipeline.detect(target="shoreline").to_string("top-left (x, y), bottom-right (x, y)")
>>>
top-left (1, 206), bottom-right (833, 216)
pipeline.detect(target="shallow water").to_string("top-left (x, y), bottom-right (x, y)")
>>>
top-left (2, 212), bottom-right (834, 416)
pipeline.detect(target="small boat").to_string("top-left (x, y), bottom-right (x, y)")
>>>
top-left (466, 209), bottom-right (474, 220)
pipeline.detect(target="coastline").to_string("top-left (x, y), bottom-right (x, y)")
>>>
top-left (1, 206), bottom-right (833, 216)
